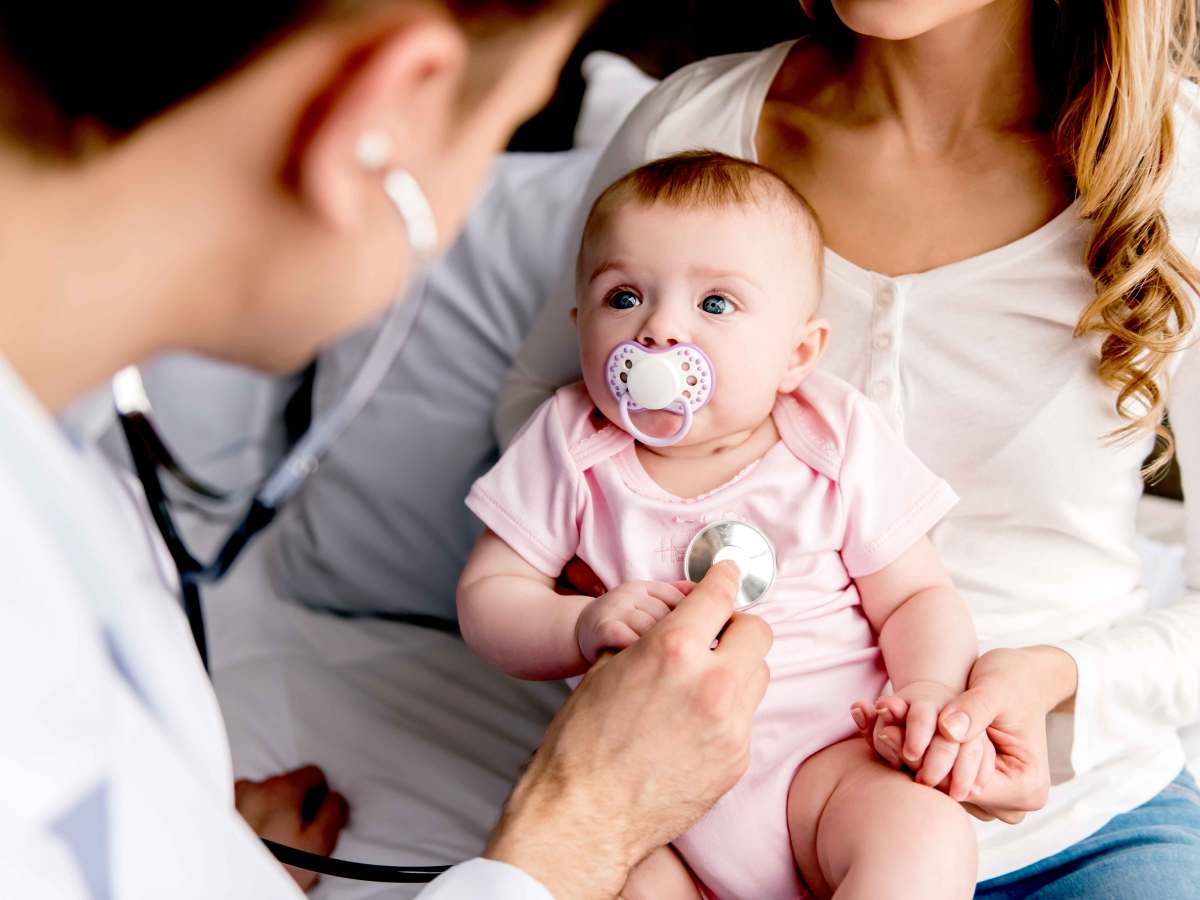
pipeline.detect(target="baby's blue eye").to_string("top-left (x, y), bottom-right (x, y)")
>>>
top-left (701, 294), bottom-right (734, 315)
top-left (608, 290), bottom-right (641, 310)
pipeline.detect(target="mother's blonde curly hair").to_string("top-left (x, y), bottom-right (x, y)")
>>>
top-left (804, 0), bottom-right (1200, 475)
top-left (1052, 0), bottom-right (1199, 475)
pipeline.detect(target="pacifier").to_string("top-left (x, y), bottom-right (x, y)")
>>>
top-left (605, 341), bottom-right (716, 447)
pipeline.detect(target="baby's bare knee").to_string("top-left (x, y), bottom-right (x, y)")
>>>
top-left (903, 784), bottom-right (977, 859)
top-left (817, 764), bottom-right (977, 897)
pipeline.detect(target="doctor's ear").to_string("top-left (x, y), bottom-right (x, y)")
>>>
top-left (779, 317), bottom-right (830, 394)
top-left (293, 12), bottom-right (467, 229)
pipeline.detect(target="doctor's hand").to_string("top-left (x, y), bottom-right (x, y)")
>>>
top-left (235, 765), bottom-right (350, 892)
top-left (486, 561), bottom-right (772, 900)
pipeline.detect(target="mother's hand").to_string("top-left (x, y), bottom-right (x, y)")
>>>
top-left (935, 646), bottom-right (1077, 823)
top-left (933, 648), bottom-right (1051, 823)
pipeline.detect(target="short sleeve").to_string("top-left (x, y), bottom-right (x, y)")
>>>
top-left (838, 394), bottom-right (959, 577)
top-left (466, 394), bottom-right (584, 578)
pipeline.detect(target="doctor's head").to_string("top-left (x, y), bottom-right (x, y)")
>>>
top-left (0, 1), bottom-right (600, 378)
top-left (573, 151), bottom-right (830, 449)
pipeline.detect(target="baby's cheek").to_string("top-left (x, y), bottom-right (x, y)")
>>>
top-left (580, 367), bottom-right (619, 423)
top-left (709, 359), bottom-right (786, 425)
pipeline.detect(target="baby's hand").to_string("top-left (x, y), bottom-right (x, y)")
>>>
top-left (851, 681), bottom-right (996, 803)
top-left (575, 580), bottom-right (691, 664)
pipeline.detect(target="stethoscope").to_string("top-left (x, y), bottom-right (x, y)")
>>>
top-left (113, 153), bottom-right (779, 885)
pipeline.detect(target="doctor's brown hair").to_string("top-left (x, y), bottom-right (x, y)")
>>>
top-left (0, 0), bottom-right (592, 158)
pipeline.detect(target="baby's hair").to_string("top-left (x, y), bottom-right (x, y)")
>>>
top-left (577, 150), bottom-right (824, 288)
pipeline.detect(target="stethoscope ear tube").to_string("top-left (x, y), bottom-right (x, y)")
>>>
top-left (261, 839), bottom-right (449, 883)
top-left (112, 168), bottom-right (460, 883)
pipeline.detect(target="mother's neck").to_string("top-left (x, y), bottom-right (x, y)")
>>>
top-left (837, 0), bottom-right (1041, 143)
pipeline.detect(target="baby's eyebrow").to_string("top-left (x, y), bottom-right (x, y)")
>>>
top-left (687, 265), bottom-right (762, 293)
top-left (586, 259), bottom-right (630, 284)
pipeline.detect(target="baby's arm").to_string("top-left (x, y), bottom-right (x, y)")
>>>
top-left (858, 535), bottom-right (976, 696)
top-left (458, 529), bottom-right (592, 680)
top-left (458, 530), bottom-right (689, 681)
top-left (855, 536), bottom-right (985, 794)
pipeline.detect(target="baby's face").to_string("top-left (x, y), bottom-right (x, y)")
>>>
top-left (576, 200), bottom-right (825, 447)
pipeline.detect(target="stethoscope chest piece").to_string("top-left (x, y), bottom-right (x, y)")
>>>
top-left (684, 520), bottom-right (776, 610)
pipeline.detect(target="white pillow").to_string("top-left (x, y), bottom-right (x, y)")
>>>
top-left (574, 51), bottom-right (658, 149)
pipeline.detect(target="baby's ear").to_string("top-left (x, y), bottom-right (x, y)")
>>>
top-left (779, 317), bottom-right (829, 394)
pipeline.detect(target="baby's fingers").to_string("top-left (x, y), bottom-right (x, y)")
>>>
top-left (646, 581), bottom-right (688, 609)
top-left (851, 701), bottom-right (880, 756)
top-left (634, 595), bottom-right (674, 623)
top-left (850, 701), bottom-right (876, 735)
top-left (874, 695), bottom-right (908, 728)
top-left (624, 609), bottom-right (660, 636)
top-left (590, 620), bottom-right (641, 658)
top-left (900, 700), bottom-right (938, 769)
top-left (874, 725), bottom-right (906, 769)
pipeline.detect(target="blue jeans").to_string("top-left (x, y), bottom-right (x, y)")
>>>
top-left (975, 768), bottom-right (1200, 899)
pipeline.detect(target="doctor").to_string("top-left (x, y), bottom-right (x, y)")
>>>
top-left (0, 2), bottom-right (771, 898)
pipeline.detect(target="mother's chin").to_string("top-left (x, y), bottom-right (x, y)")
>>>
top-left (827, 0), bottom-right (1001, 42)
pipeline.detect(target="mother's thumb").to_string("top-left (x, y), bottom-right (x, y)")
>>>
top-left (938, 689), bottom-right (994, 742)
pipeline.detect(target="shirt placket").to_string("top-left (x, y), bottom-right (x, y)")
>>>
top-left (867, 276), bottom-right (907, 434)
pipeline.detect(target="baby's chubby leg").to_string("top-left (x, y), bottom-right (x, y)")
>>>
top-left (788, 739), bottom-right (977, 900)
top-left (619, 845), bottom-right (703, 900)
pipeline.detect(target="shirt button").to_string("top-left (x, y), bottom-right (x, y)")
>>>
top-left (873, 334), bottom-right (892, 351)
top-left (878, 283), bottom-right (897, 305)
top-left (871, 378), bottom-right (891, 399)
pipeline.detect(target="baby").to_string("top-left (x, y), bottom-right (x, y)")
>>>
top-left (458, 151), bottom-right (986, 900)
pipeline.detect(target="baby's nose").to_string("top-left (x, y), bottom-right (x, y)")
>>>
top-left (638, 334), bottom-right (680, 349)
top-left (637, 312), bottom-right (685, 348)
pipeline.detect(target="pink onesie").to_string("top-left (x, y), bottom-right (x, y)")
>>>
top-left (466, 371), bottom-right (958, 900)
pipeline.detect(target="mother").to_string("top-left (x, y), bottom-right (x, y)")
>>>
top-left (501, 0), bottom-right (1200, 894)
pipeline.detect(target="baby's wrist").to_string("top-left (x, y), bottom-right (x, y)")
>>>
top-left (895, 678), bottom-right (959, 698)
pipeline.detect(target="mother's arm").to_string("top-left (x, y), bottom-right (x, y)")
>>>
top-left (855, 338), bottom-right (1200, 822)
top-left (1039, 337), bottom-right (1200, 776)
top-left (927, 337), bottom-right (1200, 821)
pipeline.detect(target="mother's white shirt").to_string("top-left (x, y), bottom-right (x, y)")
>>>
top-left (498, 41), bottom-right (1200, 881)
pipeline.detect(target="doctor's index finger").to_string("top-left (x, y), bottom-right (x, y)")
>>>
top-left (713, 611), bottom-right (772, 668)
top-left (661, 560), bottom-right (741, 641)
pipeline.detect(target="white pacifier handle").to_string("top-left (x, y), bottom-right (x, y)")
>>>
top-left (618, 395), bottom-right (694, 448)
